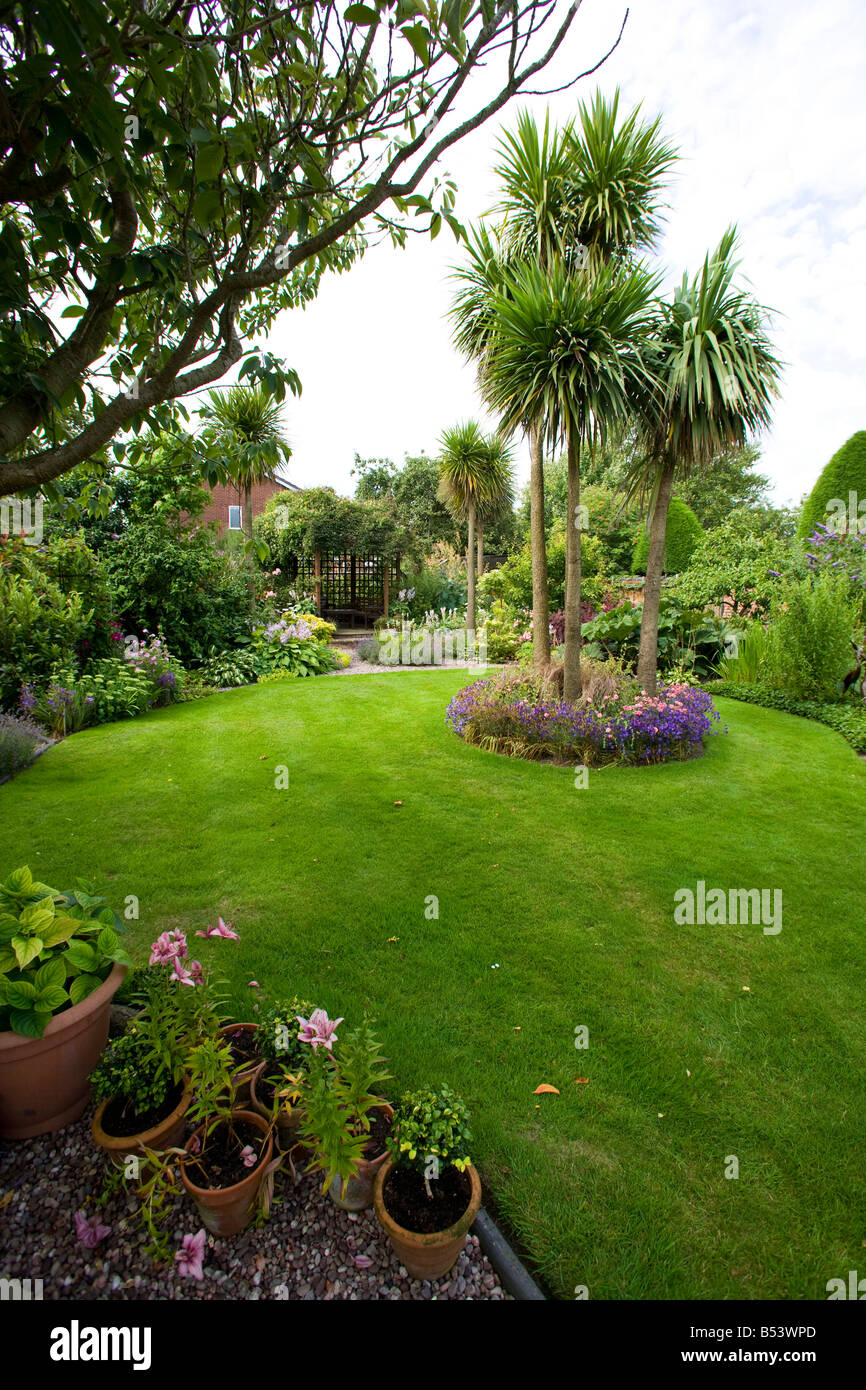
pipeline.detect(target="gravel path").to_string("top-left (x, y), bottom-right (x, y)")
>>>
top-left (0, 1107), bottom-right (510, 1301)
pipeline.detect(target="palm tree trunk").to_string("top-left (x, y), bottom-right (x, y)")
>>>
top-left (477, 517), bottom-right (485, 578)
top-left (563, 429), bottom-right (582, 703)
top-left (636, 459), bottom-right (676, 695)
top-left (466, 499), bottom-right (476, 643)
top-left (243, 482), bottom-right (255, 612)
top-left (529, 419), bottom-right (550, 669)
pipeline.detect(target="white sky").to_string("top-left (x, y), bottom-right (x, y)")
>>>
top-left (259, 0), bottom-right (866, 508)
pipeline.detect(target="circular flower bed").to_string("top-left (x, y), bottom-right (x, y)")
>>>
top-left (446, 666), bottom-right (723, 766)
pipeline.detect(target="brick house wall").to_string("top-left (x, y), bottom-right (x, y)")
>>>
top-left (198, 476), bottom-right (298, 534)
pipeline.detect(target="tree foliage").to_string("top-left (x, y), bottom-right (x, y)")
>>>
top-left (0, 0), bottom-right (594, 496)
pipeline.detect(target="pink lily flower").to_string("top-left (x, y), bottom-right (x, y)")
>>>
top-left (175, 1229), bottom-right (207, 1280)
top-left (297, 1008), bottom-right (344, 1052)
top-left (195, 917), bottom-right (239, 940)
top-left (74, 1210), bottom-right (111, 1249)
top-left (170, 959), bottom-right (203, 987)
top-left (240, 1145), bottom-right (257, 1169)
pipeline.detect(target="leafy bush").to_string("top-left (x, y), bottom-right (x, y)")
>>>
top-left (582, 598), bottom-right (736, 678)
top-left (798, 431), bottom-right (866, 540)
top-left (106, 519), bottom-right (251, 664)
top-left (708, 682), bottom-right (866, 754)
top-left (675, 509), bottom-right (795, 617)
top-left (484, 599), bottom-right (521, 664)
top-left (633, 498), bottom-right (703, 574)
top-left (0, 712), bottom-right (45, 780)
top-left (446, 667), bottom-right (723, 766)
top-left (761, 573), bottom-right (859, 701)
top-left (78, 660), bottom-right (154, 725)
top-left (198, 646), bottom-right (259, 689)
top-left (480, 528), bottom-right (609, 612)
top-left (0, 547), bottom-right (92, 708)
top-left (252, 616), bottom-right (338, 676)
top-left (386, 1086), bottom-right (472, 1176)
top-left (90, 1028), bottom-right (173, 1117)
top-left (0, 866), bottom-right (131, 1037)
top-left (257, 997), bottom-right (317, 1070)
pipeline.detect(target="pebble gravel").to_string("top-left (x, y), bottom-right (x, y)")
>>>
top-left (0, 1107), bottom-right (510, 1302)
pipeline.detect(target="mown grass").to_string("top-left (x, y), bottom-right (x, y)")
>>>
top-left (1, 670), bottom-right (863, 1300)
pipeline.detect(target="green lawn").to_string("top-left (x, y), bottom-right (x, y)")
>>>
top-left (2, 670), bottom-right (864, 1300)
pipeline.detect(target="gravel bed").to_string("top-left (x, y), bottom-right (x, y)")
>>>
top-left (0, 1107), bottom-right (510, 1301)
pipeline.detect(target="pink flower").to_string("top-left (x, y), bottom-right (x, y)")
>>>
top-left (74, 1210), bottom-right (111, 1249)
top-left (170, 959), bottom-right (203, 987)
top-left (195, 917), bottom-right (239, 940)
top-left (240, 1145), bottom-right (257, 1169)
top-left (149, 930), bottom-right (187, 965)
top-left (297, 1008), bottom-right (344, 1052)
top-left (175, 1229), bottom-right (207, 1280)
top-left (248, 980), bottom-right (260, 989)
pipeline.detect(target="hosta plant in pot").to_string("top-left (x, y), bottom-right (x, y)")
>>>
top-left (179, 1035), bottom-right (277, 1237)
top-left (298, 1011), bottom-right (393, 1212)
top-left (0, 866), bottom-right (131, 1138)
top-left (373, 1086), bottom-right (481, 1281)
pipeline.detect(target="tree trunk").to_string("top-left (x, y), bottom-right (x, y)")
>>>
top-left (477, 517), bottom-right (484, 578)
top-left (529, 418), bottom-right (551, 669)
top-left (636, 459), bottom-right (676, 695)
top-left (562, 430), bottom-right (582, 704)
top-left (466, 499), bottom-right (476, 642)
top-left (243, 482), bottom-right (253, 543)
top-left (243, 482), bottom-right (256, 611)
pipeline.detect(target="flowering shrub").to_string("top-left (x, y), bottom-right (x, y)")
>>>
top-left (124, 632), bottom-right (183, 706)
top-left (446, 668), bottom-right (722, 766)
top-left (252, 615), bottom-right (338, 677)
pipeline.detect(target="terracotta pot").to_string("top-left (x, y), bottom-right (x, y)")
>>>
top-left (180, 1109), bottom-right (274, 1237)
top-left (92, 1079), bottom-right (193, 1164)
top-left (373, 1160), bottom-right (482, 1281)
top-left (218, 1022), bottom-right (261, 1105)
top-left (249, 1061), bottom-right (308, 1155)
top-left (0, 964), bottom-right (127, 1140)
top-left (327, 1102), bottom-right (394, 1212)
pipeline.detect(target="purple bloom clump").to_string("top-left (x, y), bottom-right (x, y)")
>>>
top-left (446, 675), bottom-right (723, 767)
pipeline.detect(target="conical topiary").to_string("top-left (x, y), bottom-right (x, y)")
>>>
top-left (798, 431), bottom-right (866, 539)
top-left (633, 497), bottom-right (703, 575)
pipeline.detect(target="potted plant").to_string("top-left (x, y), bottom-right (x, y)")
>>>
top-left (0, 865), bottom-right (131, 1138)
top-left (373, 1086), bottom-right (481, 1281)
top-left (89, 965), bottom-right (217, 1161)
top-left (179, 1035), bottom-right (276, 1237)
top-left (297, 1011), bottom-right (393, 1212)
top-left (249, 997), bottom-right (315, 1152)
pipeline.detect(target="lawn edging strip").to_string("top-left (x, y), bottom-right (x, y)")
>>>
top-left (472, 1208), bottom-right (546, 1300)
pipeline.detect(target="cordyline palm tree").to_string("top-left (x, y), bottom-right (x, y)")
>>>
top-left (437, 421), bottom-right (510, 637)
top-left (451, 115), bottom-right (580, 667)
top-left (199, 385), bottom-right (292, 546)
top-left (483, 256), bottom-right (662, 701)
top-left (629, 228), bottom-right (782, 693)
top-left (450, 96), bottom-right (676, 671)
top-left (567, 88), bottom-right (678, 267)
